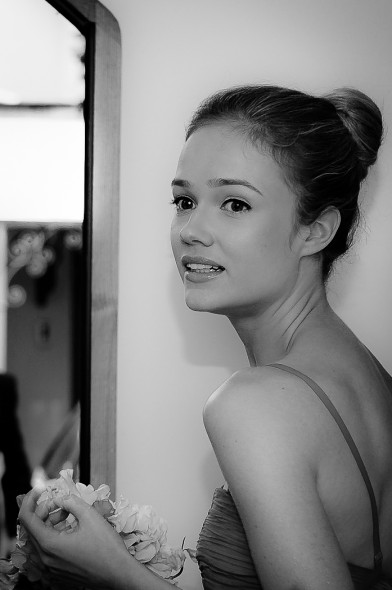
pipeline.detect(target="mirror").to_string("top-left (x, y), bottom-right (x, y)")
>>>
top-left (0, 0), bottom-right (85, 554)
top-left (0, 0), bottom-right (121, 555)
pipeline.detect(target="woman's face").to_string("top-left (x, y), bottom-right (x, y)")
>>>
top-left (170, 123), bottom-right (305, 318)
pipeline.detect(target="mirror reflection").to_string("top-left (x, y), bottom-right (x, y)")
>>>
top-left (0, 0), bottom-right (85, 556)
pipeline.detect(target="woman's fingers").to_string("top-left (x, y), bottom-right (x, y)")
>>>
top-left (20, 489), bottom-right (92, 542)
top-left (46, 508), bottom-right (70, 527)
top-left (35, 499), bottom-right (60, 523)
top-left (18, 489), bottom-right (57, 545)
top-left (54, 493), bottom-right (91, 520)
top-left (18, 487), bottom-right (42, 525)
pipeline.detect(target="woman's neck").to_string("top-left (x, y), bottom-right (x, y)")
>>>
top-left (228, 280), bottom-right (332, 367)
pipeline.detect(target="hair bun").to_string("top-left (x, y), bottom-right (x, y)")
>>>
top-left (324, 88), bottom-right (383, 174)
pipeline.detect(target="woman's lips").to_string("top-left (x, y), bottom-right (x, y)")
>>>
top-left (181, 256), bottom-right (225, 282)
top-left (182, 257), bottom-right (225, 283)
top-left (185, 268), bottom-right (224, 282)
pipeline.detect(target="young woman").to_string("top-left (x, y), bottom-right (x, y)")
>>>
top-left (17, 85), bottom-right (392, 590)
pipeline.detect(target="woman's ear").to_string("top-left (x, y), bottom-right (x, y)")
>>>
top-left (300, 207), bottom-right (341, 257)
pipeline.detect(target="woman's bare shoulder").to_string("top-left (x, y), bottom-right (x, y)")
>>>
top-left (203, 365), bottom-right (324, 458)
top-left (204, 364), bottom-right (319, 414)
top-left (203, 367), bottom-right (277, 419)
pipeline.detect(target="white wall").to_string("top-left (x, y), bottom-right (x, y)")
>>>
top-left (100, 2), bottom-right (392, 588)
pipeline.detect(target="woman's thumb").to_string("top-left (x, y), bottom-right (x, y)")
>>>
top-left (55, 494), bottom-right (90, 519)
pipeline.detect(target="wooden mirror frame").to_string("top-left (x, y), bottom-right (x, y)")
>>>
top-left (45, 0), bottom-right (121, 494)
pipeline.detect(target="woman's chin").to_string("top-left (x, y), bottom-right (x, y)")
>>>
top-left (185, 296), bottom-right (211, 312)
top-left (184, 292), bottom-right (227, 315)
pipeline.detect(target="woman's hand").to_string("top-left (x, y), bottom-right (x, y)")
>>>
top-left (18, 488), bottom-right (133, 589)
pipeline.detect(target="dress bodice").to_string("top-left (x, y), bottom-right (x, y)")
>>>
top-left (197, 487), bottom-right (390, 590)
top-left (196, 486), bottom-right (261, 589)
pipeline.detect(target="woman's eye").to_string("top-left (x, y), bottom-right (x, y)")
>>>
top-left (171, 196), bottom-right (195, 212)
top-left (222, 199), bottom-right (251, 213)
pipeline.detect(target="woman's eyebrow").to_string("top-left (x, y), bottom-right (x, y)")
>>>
top-left (208, 177), bottom-right (264, 196)
top-left (171, 178), bottom-right (191, 188)
top-left (171, 177), bottom-right (263, 196)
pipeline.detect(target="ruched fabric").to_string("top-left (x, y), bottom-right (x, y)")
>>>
top-left (197, 487), bottom-right (261, 589)
top-left (348, 563), bottom-right (392, 590)
top-left (197, 487), bottom-right (392, 590)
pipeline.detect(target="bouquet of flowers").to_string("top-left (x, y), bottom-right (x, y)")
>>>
top-left (0, 470), bottom-right (192, 589)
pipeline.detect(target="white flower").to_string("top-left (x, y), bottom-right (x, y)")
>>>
top-left (133, 504), bottom-right (168, 545)
top-left (107, 496), bottom-right (139, 533)
top-left (147, 544), bottom-right (186, 579)
top-left (38, 469), bottom-right (111, 506)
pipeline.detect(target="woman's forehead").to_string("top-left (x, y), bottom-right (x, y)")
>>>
top-left (177, 124), bottom-right (287, 188)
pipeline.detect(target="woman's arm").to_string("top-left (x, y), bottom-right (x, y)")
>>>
top-left (18, 490), bottom-right (183, 590)
top-left (203, 368), bottom-right (355, 590)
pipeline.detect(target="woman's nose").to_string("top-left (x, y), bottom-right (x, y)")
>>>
top-left (179, 212), bottom-right (213, 246)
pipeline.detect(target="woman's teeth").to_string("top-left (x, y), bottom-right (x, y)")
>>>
top-left (186, 263), bottom-right (222, 273)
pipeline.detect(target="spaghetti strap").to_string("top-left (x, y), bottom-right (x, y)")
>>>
top-left (268, 362), bottom-right (383, 570)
